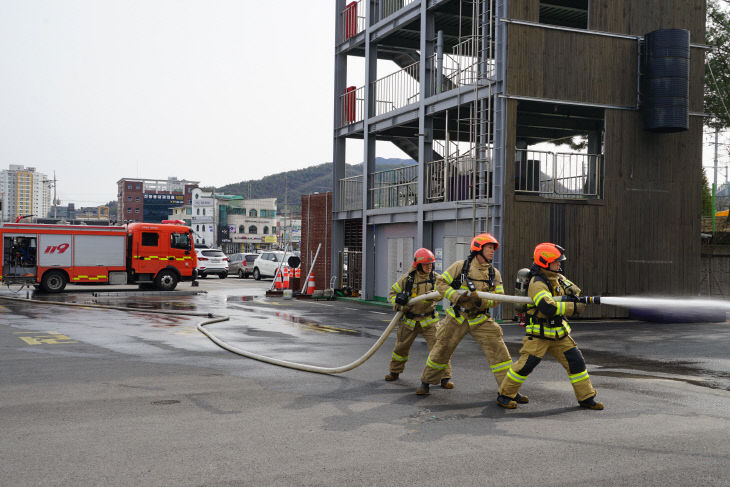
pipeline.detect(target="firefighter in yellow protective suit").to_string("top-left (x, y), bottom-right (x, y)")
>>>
top-left (497, 242), bottom-right (604, 410)
top-left (386, 248), bottom-right (453, 388)
top-left (416, 233), bottom-right (527, 403)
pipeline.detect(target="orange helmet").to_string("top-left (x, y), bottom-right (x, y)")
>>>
top-left (413, 248), bottom-right (436, 265)
top-left (533, 242), bottom-right (566, 268)
top-left (471, 233), bottom-right (499, 252)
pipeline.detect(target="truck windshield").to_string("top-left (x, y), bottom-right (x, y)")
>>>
top-left (170, 232), bottom-right (192, 250)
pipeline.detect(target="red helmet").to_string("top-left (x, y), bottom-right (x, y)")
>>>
top-left (471, 233), bottom-right (499, 252)
top-left (413, 248), bottom-right (436, 265)
top-left (534, 242), bottom-right (566, 268)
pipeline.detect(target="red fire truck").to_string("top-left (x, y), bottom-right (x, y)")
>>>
top-left (0, 221), bottom-right (197, 292)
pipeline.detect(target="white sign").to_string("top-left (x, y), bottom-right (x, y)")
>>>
top-left (195, 198), bottom-right (215, 207)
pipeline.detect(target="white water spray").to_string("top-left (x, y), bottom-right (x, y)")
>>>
top-left (598, 296), bottom-right (730, 313)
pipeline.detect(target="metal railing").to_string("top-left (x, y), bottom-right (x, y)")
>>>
top-left (373, 61), bottom-right (420, 116)
top-left (514, 149), bottom-right (602, 198)
top-left (339, 175), bottom-right (363, 211)
top-left (338, 85), bottom-right (365, 127)
top-left (379, 0), bottom-right (418, 20)
top-left (426, 153), bottom-right (487, 203)
top-left (369, 164), bottom-right (418, 208)
top-left (339, 0), bottom-right (366, 43)
top-left (430, 37), bottom-right (495, 95)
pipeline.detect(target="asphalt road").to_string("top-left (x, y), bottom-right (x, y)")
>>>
top-left (1, 277), bottom-right (729, 486)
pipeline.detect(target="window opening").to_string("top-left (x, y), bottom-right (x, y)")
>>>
top-left (539, 0), bottom-right (588, 29)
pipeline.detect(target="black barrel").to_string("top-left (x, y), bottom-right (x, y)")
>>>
top-left (640, 29), bottom-right (690, 133)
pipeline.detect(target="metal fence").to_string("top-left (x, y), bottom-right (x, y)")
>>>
top-left (514, 149), bottom-right (602, 198)
top-left (373, 61), bottom-right (420, 117)
top-left (369, 164), bottom-right (418, 208)
top-left (339, 175), bottom-right (363, 211)
top-left (339, 0), bottom-right (366, 43)
top-left (426, 154), bottom-right (486, 202)
top-left (338, 249), bottom-right (362, 292)
top-left (379, 0), bottom-right (418, 19)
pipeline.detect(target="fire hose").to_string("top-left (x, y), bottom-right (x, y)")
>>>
top-left (0, 290), bottom-right (602, 376)
top-left (196, 290), bottom-right (598, 374)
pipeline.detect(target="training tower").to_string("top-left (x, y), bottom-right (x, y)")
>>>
top-left (331, 0), bottom-right (706, 317)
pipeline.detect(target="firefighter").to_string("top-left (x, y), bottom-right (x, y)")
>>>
top-left (497, 242), bottom-right (604, 410)
top-left (416, 233), bottom-right (526, 403)
top-left (386, 248), bottom-right (453, 388)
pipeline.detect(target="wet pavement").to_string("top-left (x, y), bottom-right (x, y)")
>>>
top-left (1, 277), bottom-right (729, 486)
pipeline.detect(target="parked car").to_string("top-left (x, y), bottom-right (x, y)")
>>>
top-left (228, 252), bottom-right (258, 278)
top-left (252, 251), bottom-right (299, 280)
top-left (195, 248), bottom-right (228, 279)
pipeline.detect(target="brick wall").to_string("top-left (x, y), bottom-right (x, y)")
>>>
top-left (301, 192), bottom-right (332, 290)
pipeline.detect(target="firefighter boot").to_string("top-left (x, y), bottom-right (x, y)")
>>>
top-left (385, 372), bottom-right (399, 381)
top-left (579, 396), bottom-right (604, 410)
top-left (440, 378), bottom-right (455, 389)
top-left (515, 393), bottom-right (529, 404)
top-left (496, 394), bottom-right (517, 409)
top-left (416, 382), bottom-right (430, 395)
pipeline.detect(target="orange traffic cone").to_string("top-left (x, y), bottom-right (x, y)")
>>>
top-left (283, 267), bottom-right (290, 289)
top-left (274, 269), bottom-right (282, 290)
top-left (306, 274), bottom-right (316, 295)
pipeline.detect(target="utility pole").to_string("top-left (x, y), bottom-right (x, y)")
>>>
top-left (52, 171), bottom-right (58, 218)
top-left (713, 127), bottom-right (719, 233)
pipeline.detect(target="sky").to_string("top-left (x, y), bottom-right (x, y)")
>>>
top-left (0, 0), bottom-right (404, 206)
top-left (1, 1), bottom-right (727, 207)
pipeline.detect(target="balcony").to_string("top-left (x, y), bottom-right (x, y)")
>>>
top-left (426, 153), bottom-right (487, 203)
top-left (369, 164), bottom-right (418, 209)
top-left (339, 0), bottom-right (366, 44)
top-left (515, 149), bottom-right (602, 198)
top-left (339, 175), bottom-right (363, 211)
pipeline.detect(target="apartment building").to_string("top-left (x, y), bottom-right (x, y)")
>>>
top-left (0, 165), bottom-right (51, 222)
top-left (116, 177), bottom-right (198, 223)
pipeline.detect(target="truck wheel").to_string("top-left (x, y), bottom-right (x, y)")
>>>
top-left (40, 270), bottom-right (67, 293)
top-left (155, 270), bottom-right (178, 291)
top-left (218, 272), bottom-right (228, 279)
top-left (253, 268), bottom-right (261, 280)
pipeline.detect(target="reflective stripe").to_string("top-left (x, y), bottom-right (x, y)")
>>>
top-left (525, 322), bottom-right (572, 339)
top-left (442, 271), bottom-right (453, 283)
top-left (569, 370), bottom-right (589, 383)
top-left (446, 308), bottom-right (465, 323)
top-left (72, 275), bottom-right (107, 281)
top-left (445, 288), bottom-right (456, 300)
top-left (467, 314), bottom-right (487, 326)
top-left (494, 285), bottom-right (504, 293)
top-left (556, 301), bottom-right (566, 315)
top-left (388, 295), bottom-right (396, 303)
top-left (134, 255), bottom-right (192, 261)
top-left (401, 315), bottom-right (439, 328)
top-left (533, 290), bottom-right (551, 305)
top-left (392, 282), bottom-right (402, 293)
top-left (491, 360), bottom-right (512, 372)
top-left (392, 352), bottom-right (408, 362)
top-left (507, 368), bottom-right (527, 383)
top-left (426, 356), bottom-right (448, 370)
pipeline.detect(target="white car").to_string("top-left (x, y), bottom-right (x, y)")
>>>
top-left (252, 251), bottom-right (299, 280)
top-left (195, 248), bottom-right (228, 279)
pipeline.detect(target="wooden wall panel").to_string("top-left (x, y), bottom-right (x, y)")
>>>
top-left (508, 0), bottom-right (540, 22)
top-left (502, 105), bottom-right (702, 318)
top-left (507, 24), bottom-right (638, 107)
top-left (590, 0), bottom-right (705, 41)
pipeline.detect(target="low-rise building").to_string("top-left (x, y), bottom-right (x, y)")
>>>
top-left (190, 188), bottom-right (278, 253)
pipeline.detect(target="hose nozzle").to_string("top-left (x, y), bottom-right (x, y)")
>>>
top-left (577, 296), bottom-right (600, 305)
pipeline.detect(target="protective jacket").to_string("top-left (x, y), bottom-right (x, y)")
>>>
top-left (525, 265), bottom-right (582, 340)
top-left (438, 258), bottom-right (505, 326)
top-left (388, 269), bottom-right (440, 328)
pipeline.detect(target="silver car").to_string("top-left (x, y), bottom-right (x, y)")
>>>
top-left (228, 253), bottom-right (258, 278)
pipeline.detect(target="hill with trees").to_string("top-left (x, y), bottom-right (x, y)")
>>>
top-left (212, 157), bottom-right (414, 213)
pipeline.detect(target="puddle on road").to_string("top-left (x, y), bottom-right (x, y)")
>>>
top-left (226, 295), bottom-right (260, 302)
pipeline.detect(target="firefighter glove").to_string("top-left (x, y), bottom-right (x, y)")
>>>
top-left (394, 292), bottom-right (410, 306)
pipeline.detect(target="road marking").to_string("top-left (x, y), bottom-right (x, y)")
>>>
top-left (15, 331), bottom-right (78, 345)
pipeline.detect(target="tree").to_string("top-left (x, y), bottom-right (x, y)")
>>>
top-left (705, 0), bottom-right (730, 129)
top-left (702, 170), bottom-right (714, 216)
